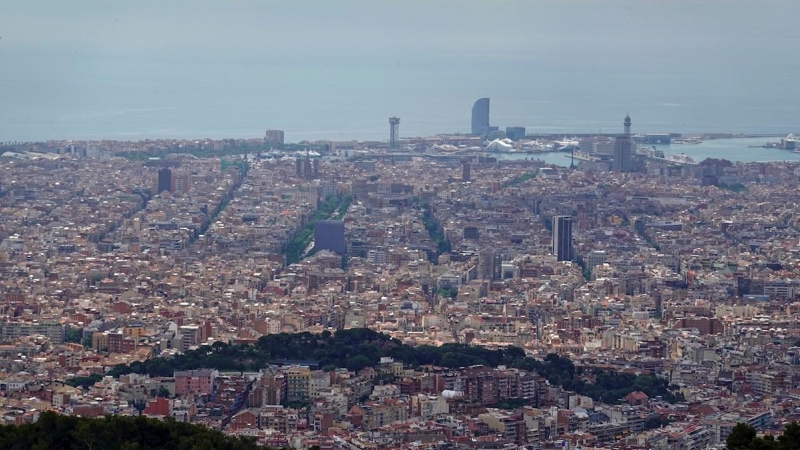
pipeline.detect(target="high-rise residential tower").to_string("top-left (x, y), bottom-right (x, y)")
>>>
top-left (171, 173), bottom-right (189, 195)
top-left (265, 129), bottom-right (285, 145)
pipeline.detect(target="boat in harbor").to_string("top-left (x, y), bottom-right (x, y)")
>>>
top-left (520, 139), bottom-right (551, 152)
top-left (636, 146), bottom-right (665, 159)
top-left (672, 137), bottom-right (703, 145)
top-left (783, 134), bottom-right (799, 150)
top-left (665, 153), bottom-right (697, 165)
top-left (554, 137), bottom-right (580, 151)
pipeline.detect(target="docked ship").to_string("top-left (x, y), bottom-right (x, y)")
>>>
top-left (672, 137), bottom-right (703, 145)
top-left (783, 134), bottom-right (799, 151)
top-left (665, 153), bottom-right (697, 165)
top-left (554, 138), bottom-right (580, 152)
top-left (636, 146), bottom-right (696, 165)
top-left (636, 146), bottom-right (666, 159)
top-left (520, 139), bottom-right (551, 152)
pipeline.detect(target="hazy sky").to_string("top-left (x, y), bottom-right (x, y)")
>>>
top-left (1, 1), bottom-right (799, 141)
top-left (4, 1), bottom-right (797, 63)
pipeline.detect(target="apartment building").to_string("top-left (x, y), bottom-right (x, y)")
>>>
top-left (0, 322), bottom-right (65, 344)
top-left (174, 369), bottom-right (217, 396)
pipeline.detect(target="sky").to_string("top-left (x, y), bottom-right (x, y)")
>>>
top-left (3, 1), bottom-right (795, 63)
top-left (1, 1), bottom-right (799, 141)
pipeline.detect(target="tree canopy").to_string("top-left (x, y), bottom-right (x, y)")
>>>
top-left (68, 328), bottom-right (682, 405)
top-left (0, 411), bottom-right (263, 450)
top-left (501, 171), bottom-right (537, 188)
top-left (727, 422), bottom-right (800, 450)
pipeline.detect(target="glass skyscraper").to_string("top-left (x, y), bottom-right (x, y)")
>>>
top-left (552, 215), bottom-right (573, 262)
top-left (471, 98), bottom-right (490, 136)
top-left (314, 220), bottom-right (346, 256)
top-left (157, 167), bottom-right (172, 194)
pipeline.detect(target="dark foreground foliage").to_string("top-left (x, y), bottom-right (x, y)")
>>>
top-left (0, 411), bottom-right (262, 450)
top-left (727, 422), bottom-right (800, 450)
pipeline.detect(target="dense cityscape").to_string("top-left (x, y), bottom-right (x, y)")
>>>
top-left (0, 97), bottom-right (799, 450)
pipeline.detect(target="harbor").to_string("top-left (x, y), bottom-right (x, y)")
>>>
top-left (492, 136), bottom-right (800, 167)
top-left (747, 134), bottom-right (799, 151)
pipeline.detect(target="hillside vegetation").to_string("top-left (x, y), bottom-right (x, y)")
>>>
top-left (69, 329), bottom-right (682, 404)
top-left (0, 411), bottom-right (261, 450)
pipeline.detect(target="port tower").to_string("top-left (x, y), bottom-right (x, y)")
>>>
top-left (389, 117), bottom-right (400, 148)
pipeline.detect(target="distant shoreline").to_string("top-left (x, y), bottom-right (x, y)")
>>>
top-left (1, 133), bottom-right (792, 147)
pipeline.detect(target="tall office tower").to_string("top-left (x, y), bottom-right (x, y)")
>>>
top-left (314, 220), bottom-right (346, 256)
top-left (462, 162), bottom-right (471, 182)
top-left (389, 117), bottom-right (400, 148)
top-left (157, 167), bottom-right (172, 194)
top-left (552, 215), bottom-right (574, 262)
top-left (479, 247), bottom-right (503, 280)
top-left (462, 225), bottom-right (479, 241)
top-left (471, 98), bottom-right (490, 136)
top-left (613, 114), bottom-right (634, 172)
top-left (265, 129), bottom-right (285, 145)
top-left (505, 126), bottom-right (526, 141)
top-left (633, 216), bottom-right (646, 236)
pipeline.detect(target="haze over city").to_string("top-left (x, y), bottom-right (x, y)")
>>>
top-left (2, 0), bottom-right (800, 142)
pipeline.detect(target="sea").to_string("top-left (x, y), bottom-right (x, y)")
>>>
top-left (2, 1), bottom-right (799, 150)
top-left (2, 45), bottom-right (798, 169)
